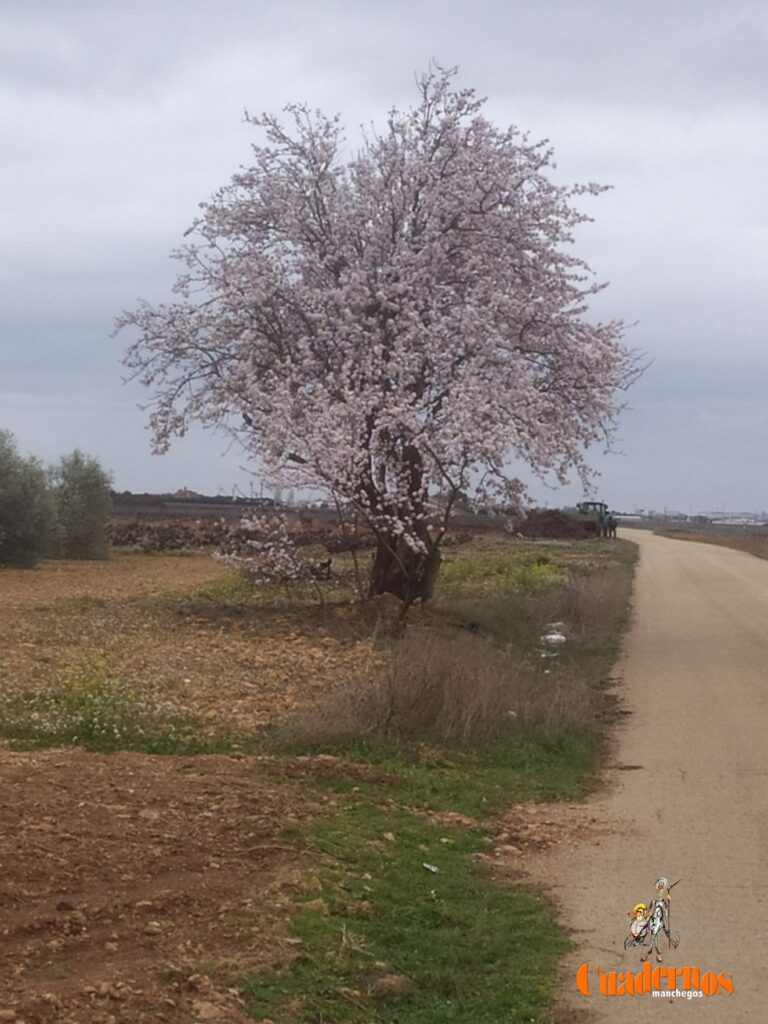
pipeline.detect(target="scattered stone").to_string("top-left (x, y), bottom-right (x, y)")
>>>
top-left (187, 974), bottom-right (213, 993)
top-left (301, 898), bottom-right (329, 915)
top-left (191, 998), bottom-right (228, 1022)
top-left (370, 973), bottom-right (414, 996)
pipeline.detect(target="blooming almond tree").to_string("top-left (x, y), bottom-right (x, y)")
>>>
top-left (119, 67), bottom-right (639, 610)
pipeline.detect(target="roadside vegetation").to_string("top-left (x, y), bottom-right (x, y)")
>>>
top-left (0, 532), bottom-right (636, 1022)
top-left (233, 537), bottom-right (634, 1022)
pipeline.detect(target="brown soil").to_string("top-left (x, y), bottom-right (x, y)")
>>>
top-left (0, 553), bottom-right (223, 608)
top-left (515, 509), bottom-right (596, 540)
top-left (0, 747), bottom-right (329, 1024)
top-left (0, 554), bottom-right (379, 732)
top-left (0, 556), bottom-right (367, 1023)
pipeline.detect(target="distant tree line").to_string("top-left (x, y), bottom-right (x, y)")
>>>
top-left (0, 431), bottom-right (112, 568)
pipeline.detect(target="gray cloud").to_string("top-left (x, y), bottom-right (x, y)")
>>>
top-left (1, 0), bottom-right (767, 508)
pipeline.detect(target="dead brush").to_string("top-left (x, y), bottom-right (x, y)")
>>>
top-left (534, 567), bottom-right (633, 645)
top-left (280, 627), bottom-right (594, 746)
top-left (437, 565), bottom-right (633, 650)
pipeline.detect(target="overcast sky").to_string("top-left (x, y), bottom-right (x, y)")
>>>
top-left (2, 0), bottom-right (767, 513)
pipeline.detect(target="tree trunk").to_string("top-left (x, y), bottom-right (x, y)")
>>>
top-left (368, 533), bottom-right (441, 606)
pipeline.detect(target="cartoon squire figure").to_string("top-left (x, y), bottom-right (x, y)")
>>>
top-left (624, 876), bottom-right (681, 962)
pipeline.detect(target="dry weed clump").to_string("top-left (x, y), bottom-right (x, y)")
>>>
top-left (534, 566), bottom-right (632, 645)
top-left (439, 564), bottom-right (632, 650)
top-left (281, 565), bottom-right (631, 746)
top-left (282, 628), bottom-right (592, 746)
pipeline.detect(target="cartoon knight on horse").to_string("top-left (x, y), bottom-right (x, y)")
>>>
top-left (624, 876), bottom-right (681, 962)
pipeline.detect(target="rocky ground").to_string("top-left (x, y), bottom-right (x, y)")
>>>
top-left (0, 556), bottom-right (356, 1023)
top-left (0, 747), bottom-right (332, 1023)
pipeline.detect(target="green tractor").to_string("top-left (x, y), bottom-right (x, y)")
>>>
top-left (574, 500), bottom-right (611, 538)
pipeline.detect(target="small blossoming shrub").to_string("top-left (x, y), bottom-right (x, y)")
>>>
top-left (215, 514), bottom-right (333, 598)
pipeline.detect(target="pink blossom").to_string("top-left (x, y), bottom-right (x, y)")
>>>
top-left (118, 66), bottom-right (640, 602)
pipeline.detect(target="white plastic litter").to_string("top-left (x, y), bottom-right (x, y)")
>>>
top-left (541, 629), bottom-right (567, 644)
top-left (540, 621), bottom-right (568, 646)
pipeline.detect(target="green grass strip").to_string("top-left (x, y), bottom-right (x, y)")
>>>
top-left (269, 730), bottom-right (598, 818)
top-left (243, 801), bottom-right (569, 1023)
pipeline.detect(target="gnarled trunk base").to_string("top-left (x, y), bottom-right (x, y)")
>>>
top-left (368, 534), bottom-right (441, 607)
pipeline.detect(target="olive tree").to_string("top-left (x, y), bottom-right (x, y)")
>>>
top-left (50, 450), bottom-right (113, 559)
top-left (119, 67), bottom-right (639, 609)
top-left (0, 431), bottom-right (54, 568)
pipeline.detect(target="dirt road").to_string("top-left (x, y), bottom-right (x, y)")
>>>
top-left (539, 529), bottom-right (768, 1020)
